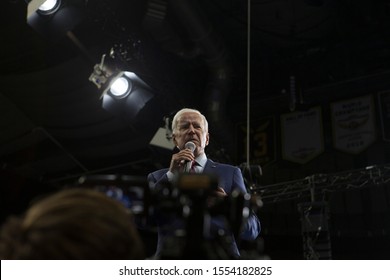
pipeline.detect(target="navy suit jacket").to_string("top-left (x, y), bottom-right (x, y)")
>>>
top-left (147, 158), bottom-right (261, 259)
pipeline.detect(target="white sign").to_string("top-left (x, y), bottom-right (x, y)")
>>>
top-left (331, 95), bottom-right (376, 154)
top-left (281, 107), bottom-right (324, 164)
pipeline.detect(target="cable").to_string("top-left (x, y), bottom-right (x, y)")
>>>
top-left (246, 0), bottom-right (251, 166)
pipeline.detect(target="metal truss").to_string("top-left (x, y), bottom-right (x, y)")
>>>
top-left (250, 164), bottom-right (390, 204)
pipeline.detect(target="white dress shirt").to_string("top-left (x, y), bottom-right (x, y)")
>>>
top-left (166, 153), bottom-right (207, 181)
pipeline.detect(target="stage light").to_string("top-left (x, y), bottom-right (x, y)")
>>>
top-left (110, 76), bottom-right (131, 98)
top-left (104, 72), bottom-right (135, 99)
top-left (89, 55), bottom-right (141, 99)
top-left (150, 127), bottom-right (175, 150)
top-left (37, 0), bottom-right (61, 14)
top-left (89, 54), bottom-right (124, 98)
top-left (26, 0), bottom-right (85, 40)
top-left (89, 53), bottom-right (155, 123)
top-left (101, 73), bottom-right (154, 123)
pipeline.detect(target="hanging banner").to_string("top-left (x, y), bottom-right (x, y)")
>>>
top-left (378, 90), bottom-right (390, 142)
top-left (331, 95), bottom-right (376, 154)
top-left (281, 107), bottom-right (324, 164)
top-left (236, 116), bottom-right (276, 166)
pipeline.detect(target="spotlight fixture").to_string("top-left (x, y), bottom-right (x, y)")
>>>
top-left (26, 0), bottom-right (85, 40)
top-left (89, 53), bottom-right (154, 123)
top-left (37, 0), bottom-right (61, 15)
top-left (89, 54), bottom-right (149, 100)
top-left (103, 71), bottom-right (135, 99)
top-left (109, 73), bottom-right (133, 98)
top-left (89, 54), bottom-right (126, 98)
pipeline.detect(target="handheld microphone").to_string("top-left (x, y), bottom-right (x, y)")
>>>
top-left (184, 141), bottom-right (196, 172)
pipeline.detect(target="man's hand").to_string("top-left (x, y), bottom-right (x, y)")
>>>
top-left (214, 187), bottom-right (227, 197)
top-left (169, 149), bottom-right (195, 173)
top-left (207, 187), bottom-right (227, 207)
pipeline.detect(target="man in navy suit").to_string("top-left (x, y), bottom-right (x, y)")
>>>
top-left (147, 108), bottom-right (261, 259)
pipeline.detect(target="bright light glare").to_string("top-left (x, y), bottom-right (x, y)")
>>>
top-left (110, 77), bottom-right (130, 97)
top-left (38, 0), bottom-right (59, 12)
top-left (124, 71), bottom-right (136, 79)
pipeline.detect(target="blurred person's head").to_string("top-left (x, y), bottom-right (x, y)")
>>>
top-left (0, 188), bottom-right (144, 259)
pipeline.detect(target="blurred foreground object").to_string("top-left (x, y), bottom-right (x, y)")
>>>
top-left (0, 188), bottom-right (145, 259)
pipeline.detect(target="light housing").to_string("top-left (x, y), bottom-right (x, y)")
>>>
top-left (37, 0), bottom-right (61, 15)
top-left (101, 71), bottom-right (135, 99)
top-left (89, 54), bottom-right (155, 124)
top-left (26, 0), bottom-right (85, 40)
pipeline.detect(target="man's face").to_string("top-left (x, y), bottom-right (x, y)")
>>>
top-left (173, 111), bottom-right (209, 156)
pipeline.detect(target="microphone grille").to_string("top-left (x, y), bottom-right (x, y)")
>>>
top-left (185, 141), bottom-right (196, 152)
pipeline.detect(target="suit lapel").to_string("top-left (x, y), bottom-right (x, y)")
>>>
top-left (203, 159), bottom-right (218, 173)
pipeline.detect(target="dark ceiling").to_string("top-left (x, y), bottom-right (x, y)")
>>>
top-left (1, 0), bottom-right (390, 187)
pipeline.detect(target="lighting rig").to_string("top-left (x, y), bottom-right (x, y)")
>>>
top-left (88, 46), bottom-right (154, 123)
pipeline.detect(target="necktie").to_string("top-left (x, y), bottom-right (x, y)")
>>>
top-left (189, 161), bottom-right (197, 173)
